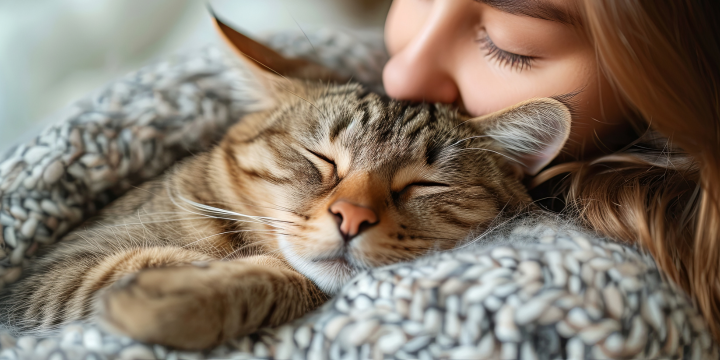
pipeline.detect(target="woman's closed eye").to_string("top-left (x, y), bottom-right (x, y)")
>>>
top-left (476, 34), bottom-right (535, 72)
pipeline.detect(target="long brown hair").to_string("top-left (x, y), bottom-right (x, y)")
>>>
top-left (537, 0), bottom-right (720, 340)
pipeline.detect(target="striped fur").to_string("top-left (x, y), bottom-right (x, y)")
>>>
top-left (0, 71), bottom-right (569, 349)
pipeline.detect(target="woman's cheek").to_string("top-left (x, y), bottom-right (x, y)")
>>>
top-left (456, 51), bottom-right (595, 119)
top-left (454, 61), bottom-right (534, 117)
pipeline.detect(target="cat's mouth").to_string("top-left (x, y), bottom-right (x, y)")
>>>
top-left (277, 235), bottom-right (375, 293)
top-left (310, 251), bottom-right (366, 270)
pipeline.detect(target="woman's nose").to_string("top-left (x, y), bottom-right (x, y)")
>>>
top-left (383, 2), bottom-right (460, 104)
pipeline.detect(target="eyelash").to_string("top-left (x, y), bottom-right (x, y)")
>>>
top-left (476, 35), bottom-right (534, 71)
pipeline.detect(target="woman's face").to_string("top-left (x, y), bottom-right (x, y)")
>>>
top-left (384, 0), bottom-right (627, 156)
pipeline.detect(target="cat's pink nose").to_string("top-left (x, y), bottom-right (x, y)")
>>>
top-left (329, 200), bottom-right (379, 241)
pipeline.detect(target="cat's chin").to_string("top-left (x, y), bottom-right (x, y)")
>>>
top-left (278, 238), bottom-right (359, 294)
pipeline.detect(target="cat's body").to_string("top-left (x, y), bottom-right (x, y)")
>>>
top-left (0, 20), bottom-right (571, 350)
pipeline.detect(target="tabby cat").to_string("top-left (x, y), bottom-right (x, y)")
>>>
top-left (0, 19), bottom-right (571, 350)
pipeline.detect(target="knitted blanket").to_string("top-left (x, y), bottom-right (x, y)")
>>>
top-left (0, 29), bottom-right (715, 360)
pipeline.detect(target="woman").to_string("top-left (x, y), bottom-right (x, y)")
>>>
top-left (382, 0), bottom-right (720, 341)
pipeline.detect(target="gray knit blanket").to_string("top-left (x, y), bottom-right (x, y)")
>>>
top-left (0, 29), bottom-right (716, 360)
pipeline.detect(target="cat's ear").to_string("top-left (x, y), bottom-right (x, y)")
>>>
top-left (470, 98), bottom-right (572, 176)
top-left (211, 13), bottom-right (343, 82)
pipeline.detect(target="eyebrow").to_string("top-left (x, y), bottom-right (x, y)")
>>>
top-left (475, 0), bottom-right (580, 25)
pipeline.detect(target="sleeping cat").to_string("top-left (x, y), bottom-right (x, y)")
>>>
top-left (0, 18), bottom-right (571, 350)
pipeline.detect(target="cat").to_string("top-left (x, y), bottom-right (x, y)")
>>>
top-left (0, 18), bottom-right (571, 350)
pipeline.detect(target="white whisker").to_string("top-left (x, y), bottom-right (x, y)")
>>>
top-left (459, 147), bottom-right (521, 165)
top-left (181, 229), bottom-right (282, 249)
top-left (449, 135), bottom-right (492, 147)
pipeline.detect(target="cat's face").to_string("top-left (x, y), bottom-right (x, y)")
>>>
top-left (210, 17), bottom-right (570, 293)
top-left (213, 80), bottom-right (569, 293)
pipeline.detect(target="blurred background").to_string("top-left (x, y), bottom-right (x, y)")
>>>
top-left (0, 0), bottom-right (392, 153)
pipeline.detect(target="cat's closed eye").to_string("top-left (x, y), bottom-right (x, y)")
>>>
top-left (305, 148), bottom-right (338, 180)
top-left (397, 181), bottom-right (450, 197)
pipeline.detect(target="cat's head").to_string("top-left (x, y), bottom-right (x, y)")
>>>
top-left (209, 17), bottom-right (571, 293)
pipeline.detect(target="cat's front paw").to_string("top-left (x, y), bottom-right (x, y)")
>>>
top-left (97, 263), bottom-right (234, 350)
